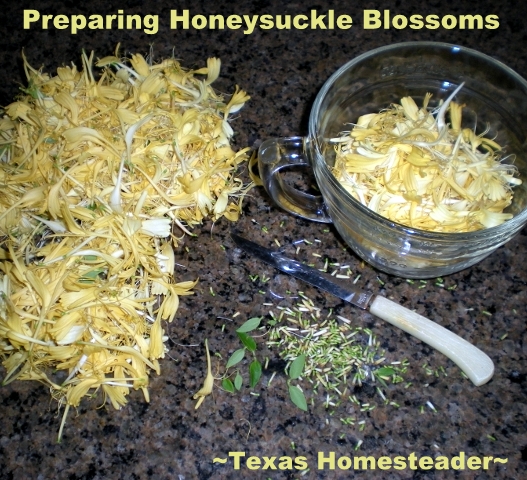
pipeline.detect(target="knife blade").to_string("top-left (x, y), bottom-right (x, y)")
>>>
top-left (231, 233), bottom-right (494, 386)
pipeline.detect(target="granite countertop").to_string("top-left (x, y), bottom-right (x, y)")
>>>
top-left (0, 0), bottom-right (526, 478)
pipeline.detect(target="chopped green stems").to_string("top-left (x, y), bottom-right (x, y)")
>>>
top-left (265, 297), bottom-right (408, 424)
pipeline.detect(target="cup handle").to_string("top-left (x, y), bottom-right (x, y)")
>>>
top-left (258, 137), bottom-right (332, 223)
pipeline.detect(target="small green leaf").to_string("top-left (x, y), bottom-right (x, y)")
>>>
top-left (82, 268), bottom-right (104, 279)
top-left (222, 378), bottom-right (235, 393)
top-left (288, 385), bottom-right (308, 411)
top-left (226, 349), bottom-right (245, 369)
top-left (249, 360), bottom-right (262, 388)
top-left (376, 367), bottom-right (395, 379)
top-left (236, 317), bottom-right (262, 333)
top-left (288, 354), bottom-right (306, 380)
top-left (79, 268), bottom-right (105, 283)
top-left (237, 332), bottom-right (256, 352)
top-left (234, 371), bottom-right (243, 390)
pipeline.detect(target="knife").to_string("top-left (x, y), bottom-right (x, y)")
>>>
top-left (231, 233), bottom-right (494, 386)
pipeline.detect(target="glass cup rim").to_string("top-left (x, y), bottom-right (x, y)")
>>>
top-left (309, 41), bottom-right (527, 240)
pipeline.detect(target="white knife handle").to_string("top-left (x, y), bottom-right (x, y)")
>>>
top-left (369, 296), bottom-right (494, 386)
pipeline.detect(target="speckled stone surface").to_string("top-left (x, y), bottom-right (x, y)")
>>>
top-left (0, 0), bottom-right (526, 479)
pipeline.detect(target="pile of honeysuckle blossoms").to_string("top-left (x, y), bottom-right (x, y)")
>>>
top-left (0, 45), bottom-right (252, 440)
